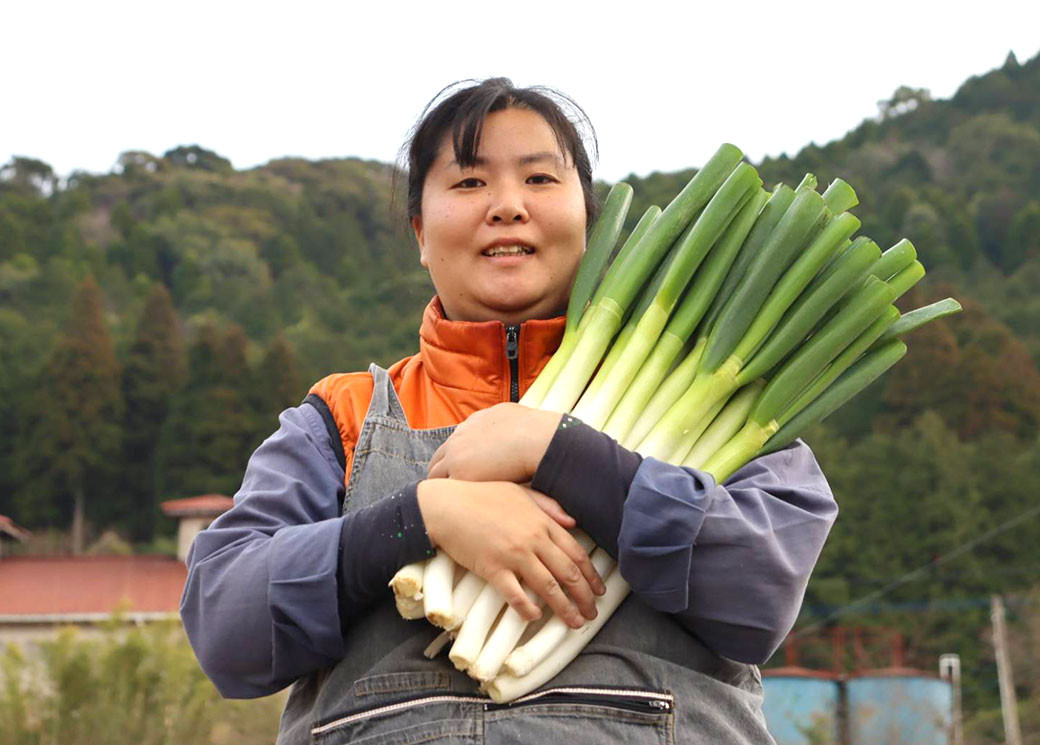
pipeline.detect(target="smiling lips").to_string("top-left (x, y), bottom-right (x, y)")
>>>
top-left (482, 244), bottom-right (535, 257)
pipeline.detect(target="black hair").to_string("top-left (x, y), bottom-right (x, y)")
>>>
top-left (398, 77), bottom-right (599, 226)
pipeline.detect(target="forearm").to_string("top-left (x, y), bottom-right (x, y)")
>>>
top-left (622, 450), bottom-right (837, 663)
top-left (531, 418), bottom-right (837, 664)
top-left (180, 404), bottom-right (433, 698)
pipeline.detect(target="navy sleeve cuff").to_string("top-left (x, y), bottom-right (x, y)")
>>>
top-left (337, 481), bottom-right (435, 631)
top-left (531, 415), bottom-right (642, 557)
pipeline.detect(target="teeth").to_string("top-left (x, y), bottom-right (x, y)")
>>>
top-left (484, 245), bottom-right (533, 257)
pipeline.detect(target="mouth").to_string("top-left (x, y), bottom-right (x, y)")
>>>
top-left (481, 244), bottom-right (535, 257)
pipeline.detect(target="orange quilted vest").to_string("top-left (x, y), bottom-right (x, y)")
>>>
top-left (308, 297), bottom-right (565, 485)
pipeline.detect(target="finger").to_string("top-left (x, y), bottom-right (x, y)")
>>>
top-left (427, 441), bottom-right (448, 476)
top-left (518, 555), bottom-right (584, 629)
top-left (548, 522), bottom-right (606, 597)
top-left (528, 492), bottom-right (576, 528)
top-left (536, 541), bottom-right (598, 621)
top-left (489, 569), bottom-right (541, 622)
top-left (427, 458), bottom-right (449, 479)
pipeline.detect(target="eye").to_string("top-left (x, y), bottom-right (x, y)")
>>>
top-left (527, 174), bottom-right (558, 185)
top-left (453, 177), bottom-right (485, 189)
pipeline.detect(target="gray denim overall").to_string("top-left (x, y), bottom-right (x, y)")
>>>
top-left (277, 364), bottom-right (776, 744)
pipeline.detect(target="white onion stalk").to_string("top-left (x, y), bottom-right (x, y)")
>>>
top-left (390, 561), bottom-right (424, 601)
top-left (424, 630), bottom-right (453, 659)
top-left (395, 594), bottom-right (425, 620)
top-left (422, 550), bottom-right (456, 628)
top-left (448, 583), bottom-right (506, 672)
top-left (486, 563), bottom-right (631, 703)
top-left (661, 390), bottom-right (731, 464)
top-left (502, 548), bottom-right (617, 677)
top-left (447, 571), bottom-right (486, 630)
top-left (468, 532), bottom-right (596, 681)
top-left (683, 381), bottom-right (764, 468)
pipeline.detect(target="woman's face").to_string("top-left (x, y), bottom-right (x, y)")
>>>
top-left (412, 107), bottom-right (587, 324)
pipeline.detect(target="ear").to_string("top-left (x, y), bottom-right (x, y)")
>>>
top-left (411, 215), bottom-right (429, 268)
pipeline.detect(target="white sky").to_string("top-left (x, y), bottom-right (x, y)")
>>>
top-left (4, 1), bottom-right (1039, 183)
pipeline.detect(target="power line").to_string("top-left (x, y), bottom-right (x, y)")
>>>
top-left (793, 501), bottom-right (1040, 638)
top-left (803, 592), bottom-right (1040, 616)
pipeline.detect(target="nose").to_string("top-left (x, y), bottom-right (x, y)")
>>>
top-left (486, 183), bottom-right (529, 224)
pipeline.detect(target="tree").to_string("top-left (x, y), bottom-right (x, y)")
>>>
top-left (0, 156), bottom-right (57, 196)
top-left (1004, 201), bottom-right (1040, 273)
top-left (877, 86), bottom-right (932, 120)
top-left (157, 323), bottom-right (256, 499)
top-left (19, 277), bottom-right (123, 551)
top-left (120, 284), bottom-right (184, 541)
top-left (249, 334), bottom-right (303, 442)
top-left (161, 145), bottom-right (232, 173)
top-left (881, 293), bottom-right (1040, 439)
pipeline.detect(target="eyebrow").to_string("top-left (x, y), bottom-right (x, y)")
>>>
top-left (447, 151), bottom-right (565, 169)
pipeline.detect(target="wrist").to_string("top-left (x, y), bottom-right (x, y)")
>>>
top-left (524, 409), bottom-right (564, 476)
top-left (417, 479), bottom-right (451, 549)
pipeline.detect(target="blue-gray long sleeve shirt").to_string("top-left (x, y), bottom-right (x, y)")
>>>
top-left (181, 403), bottom-right (837, 699)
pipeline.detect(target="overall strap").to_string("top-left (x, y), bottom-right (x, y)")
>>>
top-left (366, 362), bottom-right (409, 423)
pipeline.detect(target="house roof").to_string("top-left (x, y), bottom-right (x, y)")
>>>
top-left (0, 515), bottom-right (31, 543)
top-left (161, 494), bottom-right (234, 518)
top-left (0, 555), bottom-right (186, 619)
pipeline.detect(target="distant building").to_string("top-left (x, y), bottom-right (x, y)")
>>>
top-left (161, 494), bottom-right (235, 562)
top-left (0, 497), bottom-right (232, 644)
top-left (0, 514), bottom-right (31, 559)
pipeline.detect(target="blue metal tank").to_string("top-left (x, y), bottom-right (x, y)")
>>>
top-left (846, 668), bottom-right (952, 745)
top-left (761, 668), bottom-right (841, 745)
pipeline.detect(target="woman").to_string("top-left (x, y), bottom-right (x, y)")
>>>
top-left (182, 78), bottom-right (838, 744)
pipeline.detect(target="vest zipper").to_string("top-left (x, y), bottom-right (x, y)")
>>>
top-left (506, 325), bottom-right (520, 403)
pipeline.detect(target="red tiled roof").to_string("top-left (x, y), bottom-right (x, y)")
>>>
top-left (161, 495), bottom-right (234, 517)
top-left (0, 515), bottom-right (31, 542)
top-left (0, 555), bottom-right (186, 616)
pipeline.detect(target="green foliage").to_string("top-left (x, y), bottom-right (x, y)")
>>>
top-left (16, 277), bottom-right (123, 543)
top-left (249, 334), bottom-right (305, 441)
top-left (156, 323), bottom-right (252, 499)
top-left (800, 414), bottom-right (1040, 713)
top-left (120, 284), bottom-right (185, 540)
top-left (0, 623), bottom-right (284, 745)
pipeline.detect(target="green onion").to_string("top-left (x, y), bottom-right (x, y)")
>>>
top-left (869, 239), bottom-right (917, 282)
top-left (736, 235), bottom-right (881, 383)
top-left (683, 381), bottom-right (764, 468)
top-left (822, 178), bottom-right (858, 213)
top-left (573, 163), bottom-right (761, 429)
top-left (758, 340), bottom-right (908, 458)
top-left (876, 298), bottom-right (963, 344)
top-left (566, 183), bottom-right (634, 334)
top-left (522, 201), bottom-right (653, 408)
top-left (604, 189), bottom-right (768, 443)
top-left (541, 144), bottom-right (745, 413)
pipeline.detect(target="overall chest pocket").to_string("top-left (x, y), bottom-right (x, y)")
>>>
top-left (483, 687), bottom-right (675, 745)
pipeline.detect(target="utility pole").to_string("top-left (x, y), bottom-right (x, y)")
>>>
top-left (991, 595), bottom-right (1023, 745)
top-left (939, 654), bottom-right (963, 745)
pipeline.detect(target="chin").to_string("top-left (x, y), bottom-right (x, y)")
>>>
top-left (480, 296), bottom-right (563, 323)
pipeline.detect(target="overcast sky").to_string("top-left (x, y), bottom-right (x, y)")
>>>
top-left (5, 1), bottom-right (1039, 183)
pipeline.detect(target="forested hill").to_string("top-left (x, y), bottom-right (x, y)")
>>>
top-left (0, 51), bottom-right (1037, 545)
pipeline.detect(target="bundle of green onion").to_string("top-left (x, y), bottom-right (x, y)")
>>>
top-left (390, 143), bottom-right (961, 702)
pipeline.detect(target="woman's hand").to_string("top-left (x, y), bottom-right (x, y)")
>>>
top-left (417, 478), bottom-right (605, 628)
top-left (427, 403), bottom-right (561, 483)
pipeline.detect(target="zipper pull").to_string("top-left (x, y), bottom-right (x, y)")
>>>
top-left (505, 325), bottom-right (520, 403)
top-left (506, 326), bottom-right (519, 360)
top-left (649, 699), bottom-right (671, 711)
